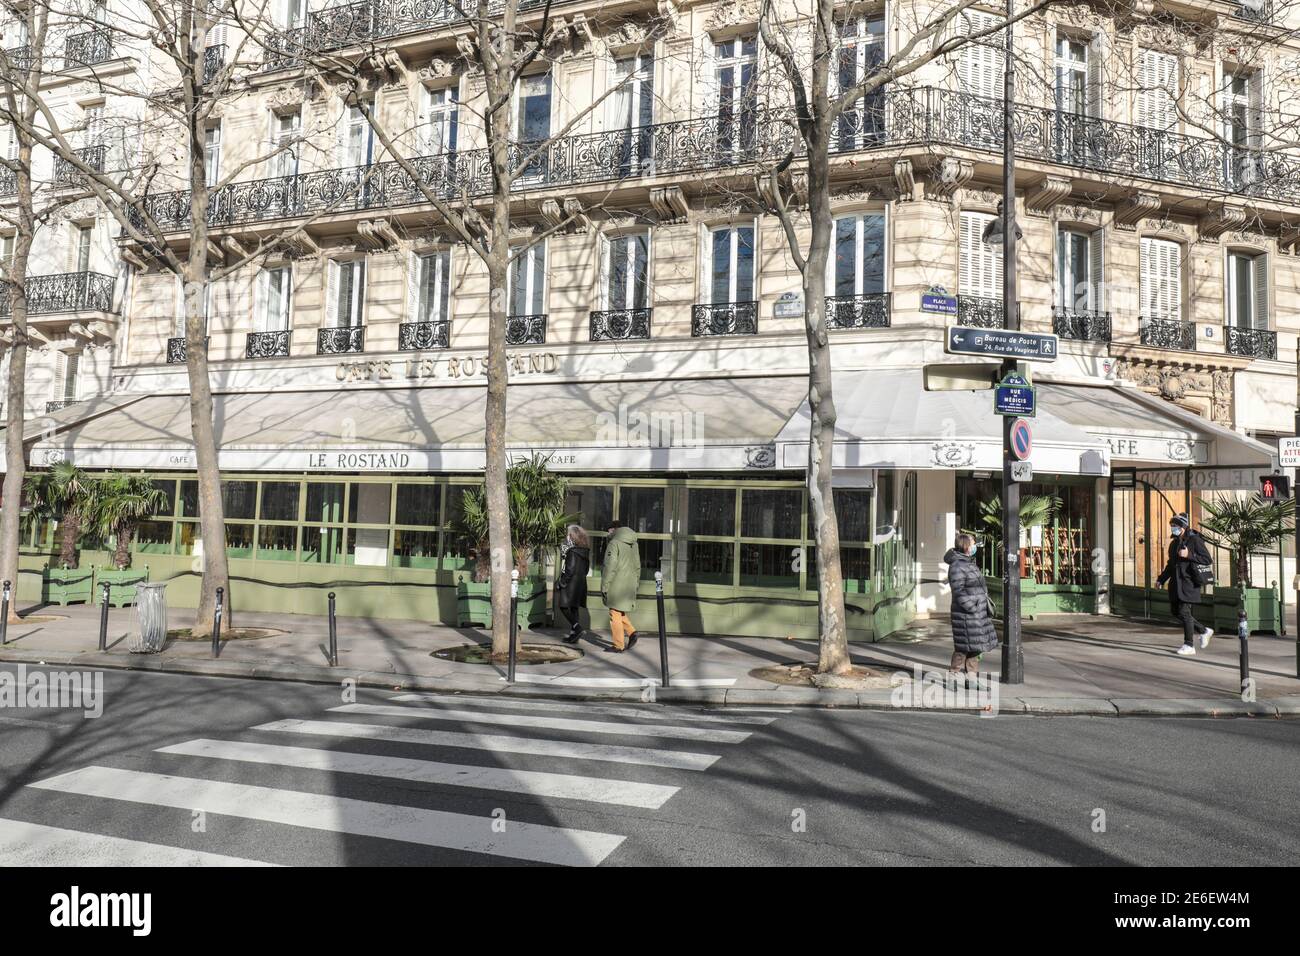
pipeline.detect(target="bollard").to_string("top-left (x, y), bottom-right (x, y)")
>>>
top-left (327, 591), bottom-right (338, 666)
top-left (655, 571), bottom-right (669, 689)
top-left (0, 579), bottom-right (10, 647)
top-left (507, 569), bottom-right (519, 684)
top-left (1238, 608), bottom-right (1251, 693)
top-left (211, 586), bottom-right (224, 659)
top-left (98, 582), bottom-right (110, 651)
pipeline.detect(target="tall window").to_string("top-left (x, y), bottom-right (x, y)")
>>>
top-left (835, 15), bottom-right (886, 150)
top-left (715, 37), bottom-right (757, 157)
top-left (271, 110), bottom-right (300, 177)
top-left (1054, 36), bottom-right (1089, 117)
top-left (203, 123), bottom-right (221, 187)
top-left (421, 87), bottom-right (458, 155)
top-left (829, 213), bottom-right (885, 297)
top-left (509, 242), bottom-right (546, 316)
top-left (1226, 251), bottom-right (1267, 330)
top-left (1139, 237), bottom-right (1181, 320)
top-left (256, 266), bottom-right (292, 331)
top-left (515, 73), bottom-right (551, 178)
top-left (84, 103), bottom-right (106, 146)
top-left (55, 352), bottom-right (80, 403)
top-left (708, 224), bottom-right (755, 304)
top-left (1, 122), bottom-right (16, 162)
top-left (959, 211), bottom-right (1002, 299)
top-left (1056, 226), bottom-right (1103, 312)
top-left (341, 104), bottom-right (373, 167)
top-left (0, 234), bottom-right (14, 275)
top-left (602, 232), bottom-right (650, 311)
top-left (74, 225), bottom-right (92, 273)
top-left (1136, 49), bottom-right (1177, 131)
top-left (280, 0), bottom-right (305, 28)
top-left (1224, 70), bottom-right (1262, 185)
top-left (610, 54), bottom-right (654, 172)
top-left (326, 259), bottom-right (365, 328)
top-left (957, 11), bottom-right (1003, 101)
top-left (411, 250), bottom-right (451, 324)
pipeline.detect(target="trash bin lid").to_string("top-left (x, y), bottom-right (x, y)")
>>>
top-left (135, 581), bottom-right (168, 590)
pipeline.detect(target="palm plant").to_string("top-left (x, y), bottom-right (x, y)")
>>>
top-left (24, 462), bottom-right (95, 569)
top-left (89, 474), bottom-right (168, 570)
top-left (454, 455), bottom-right (572, 581)
top-left (964, 494), bottom-right (1062, 564)
top-left (1198, 494), bottom-right (1295, 588)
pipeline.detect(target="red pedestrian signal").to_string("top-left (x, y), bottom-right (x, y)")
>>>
top-left (1260, 474), bottom-right (1290, 501)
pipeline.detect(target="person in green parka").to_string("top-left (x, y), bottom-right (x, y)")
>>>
top-left (601, 521), bottom-right (640, 653)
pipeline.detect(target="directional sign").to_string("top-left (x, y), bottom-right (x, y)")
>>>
top-left (1010, 461), bottom-right (1033, 483)
top-left (1010, 418), bottom-right (1032, 461)
top-left (946, 326), bottom-right (1059, 362)
top-left (1280, 437), bottom-right (1300, 468)
top-left (994, 371), bottom-right (1036, 417)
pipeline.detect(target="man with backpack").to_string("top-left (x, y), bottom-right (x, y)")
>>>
top-left (1156, 512), bottom-right (1214, 656)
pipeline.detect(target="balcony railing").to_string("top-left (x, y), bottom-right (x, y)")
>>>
top-left (1226, 326), bottom-right (1277, 360)
top-left (1052, 306), bottom-right (1111, 342)
top-left (506, 314), bottom-right (547, 346)
top-left (0, 167), bottom-right (14, 197)
top-left (590, 307), bottom-right (652, 341)
top-left (825, 292), bottom-right (890, 330)
top-left (956, 294), bottom-right (1006, 329)
top-left (1139, 316), bottom-right (1197, 351)
top-left (0, 272), bottom-right (115, 317)
top-left (692, 301), bottom-right (758, 337)
top-left (54, 144), bottom-right (108, 186)
top-left (2, 45), bottom-right (35, 71)
top-left (246, 329), bottom-right (291, 358)
top-left (317, 325), bottom-right (365, 354)
top-left (64, 28), bottom-right (113, 68)
top-left (203, 44), bottom-right (226, 84)
top-left (167, 335), bottom-right (209, 364)
top-left (398, 319), bottom-right (450, 350)
top-left (45, 400), bottom-right (80, 413)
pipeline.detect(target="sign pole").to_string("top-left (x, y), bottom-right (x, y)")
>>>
top-left (1294, 349), bottom-right (1299, 678)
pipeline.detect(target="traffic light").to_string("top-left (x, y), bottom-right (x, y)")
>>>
top-left (1259, 474), bottom-right (1290, 501)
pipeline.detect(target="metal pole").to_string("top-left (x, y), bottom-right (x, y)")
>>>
top-left (0, 580), bottom-right (10, 647)
top-left (98, 582), bottom-right (110, 651)
top-left (211, 586), bottom-right (224, 659)
top-left (1294, 353), bottom-right (1299, 675)
top-left (1238, 608), bottom-right (1251, 695)
top-left (1000, 7), bottom-right (1023, 685)
top-left (327, 591), bottom-right (338, 667)
top-left (507, 569), bottom-right (519, 684)
top-left (655, 571), bottom-right (669, 688)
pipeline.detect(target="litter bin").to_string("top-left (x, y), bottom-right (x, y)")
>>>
top-left (130, 581), bottom-right (169, 653)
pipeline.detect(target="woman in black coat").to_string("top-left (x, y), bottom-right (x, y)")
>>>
top-left (945, 533), bottom-right (999, 686)
top-left (1156, 512), bottom-right (1214, 656)
top-left (557, 524), bottom-right (590, 644)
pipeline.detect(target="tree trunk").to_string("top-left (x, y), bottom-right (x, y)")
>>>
top-left (114, 525), bottom-right (132, 570)
top-left (59, 515), bottom-right (80, 570)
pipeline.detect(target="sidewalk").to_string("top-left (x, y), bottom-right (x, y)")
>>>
top-left (2, 601), bottom-right (1298, 717)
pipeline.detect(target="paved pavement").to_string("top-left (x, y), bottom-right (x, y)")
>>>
top-left (1, 666), bottom-right (1297, 865)
top-left (3, 602), bottom-right (1299, 715)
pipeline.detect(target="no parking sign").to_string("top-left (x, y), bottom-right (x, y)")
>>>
top-left (1010, 418), bottom-right (1032, 461)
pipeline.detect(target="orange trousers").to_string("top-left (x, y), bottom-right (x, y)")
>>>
top-left (609, 609), bottom-right (636, 650)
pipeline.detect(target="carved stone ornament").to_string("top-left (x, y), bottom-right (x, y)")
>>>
top-left (1025, 176), bottom-right (1073, 217)
top-left (650, 186), bottom-right (690, 223)
top-left (418, 59), bottom-right (457, 88)
top-left (929, 158), bottom-right (974, 202)
top-left (1112, 358), bottom-right (1235, 426)
top-left (707, 0), bottom-right (759, 33)
top-left (893, 159), bottom-right (915, 203)
top-left (1054, 203), bottom-right (1103, 226)
top-left (268, 86), bottom-right (306, 113)
top-left (1114, 191), bottom-right (1161, 230)
top-left (1198, 205), bottom-right (1248, 242)
top-left (1147, 217), bottom-right (1190, 242)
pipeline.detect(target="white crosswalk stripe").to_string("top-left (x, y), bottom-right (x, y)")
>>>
top-left (158, 738), bottom-right (680, 808)
top-left (390, 693), bottom-right (778, 726)
top-left (30, 767), bottom-right (626, 867)
top-left (0, 818), bottom-right (280, 867)
top-left (254, 718), bottom-right (722, 771)
top-left (330, 703), bottom-right (753, 742)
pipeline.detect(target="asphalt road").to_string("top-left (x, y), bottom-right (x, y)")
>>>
top-left (0, 665), bottom-right (1297, 866)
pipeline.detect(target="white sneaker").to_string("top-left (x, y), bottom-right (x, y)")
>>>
top-left (1199, 627), bottom-right (1213, 649)
top-left (1176, 644), bottom-right (1196, 656)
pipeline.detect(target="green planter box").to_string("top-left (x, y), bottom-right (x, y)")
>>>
top-left (96, 567), bottom-right (149, 608)
top-left (989, 580), bottom-right (1094, 619)
top-left (42, 566), bottom-right (94, 606)
top-left (1210, 586), bottom-right (1280, 635)
top-left (456, 578), bottom-right (550, 629)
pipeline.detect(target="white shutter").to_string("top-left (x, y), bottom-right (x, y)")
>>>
top-left (1137, 49), bottom-right (1177, 131)
top-left (407, 252), bottom-right (421, 321)
top-left (1089, 228), bottom-right (1105, 311)
top-left (254, 268), bottom-right (269, 332)
top-left (597, 233), bottom-right (611, 311)
top-left (1087, 33), bottom-right (1105, 119)
top-left (1141, 237), bottom-right (1180, 319)
top-left (958, 11), bottom-right (1003, 101)
top-left (324, 260), bottom-right (339, 327)
top-left (959, 211), bottom-right (1002, 298)
top-left (1248, 71), bottom-right (1264, 150)
top-left (1252, 254), bottom-right (1269, 330)
top-left (52, 352), bottom-right (66, 402)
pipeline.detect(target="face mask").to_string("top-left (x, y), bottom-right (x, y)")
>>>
top-left (1169, 526), bottom-right (1183, 537)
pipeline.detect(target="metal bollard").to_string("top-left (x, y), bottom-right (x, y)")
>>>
top-left (327, 591), bottom-right (338, 667)
top-left (508, 569), bottom-right (519, 684)
top-left (211, 586), bottom-right (224, 659)
top-left (1238, 608), bottom-right (1251, 692)
top-left (0, 579), bottom-right (10, 647)
top-left (655, 571), bottom-right (669, 689)
top-left (98, 582), bottom-right (110, 651)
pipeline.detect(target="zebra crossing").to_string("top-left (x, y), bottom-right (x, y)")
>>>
top-left (1, 691), bottom-right (783, 867)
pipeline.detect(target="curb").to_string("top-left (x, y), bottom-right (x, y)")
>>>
top-left (1, 648), bottom-right (1295, 718)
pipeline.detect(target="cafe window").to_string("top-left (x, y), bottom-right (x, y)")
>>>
top-left (681, 486), bottom-right (736, 586)
top-left (739, 488), bottom-right (802, 588)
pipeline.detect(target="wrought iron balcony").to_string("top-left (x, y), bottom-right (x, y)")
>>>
top-left (246, 329), bottom-right (291, 358)
top-left (0, 166), bottom-right (14, 197)
top-left (0, 272), bottom-right (115, 317)
top-left (45, 400), bottom-right (81, 413)
top-left (590, 307), bottom-right (652, 341)
top-left (54, 145), bottom-right (108, 185)
top-left (64, 28), bottom-right (113, 68)
top-left (398, 319), bottom-right (450, 350)
top-left (203, 44), bottom-right (226, 84)
top-left (166, 335), bottom-right (209, 364)
top-left (956, 295), bottom-right (1006, 329)
top-left (1226, 326), bottom-right (1277, 360)
top-left (506, 314), bottom-right (547, 346)
top-left (1139, 316), bottom-right (1197, 351)
top-left (2, 45), bottom-right (35, 71)
top-left (1052, 306), bottom-right (1111, 342)
top-left (825, 293), bottom-right (890, 330)
top-left (317, 325), bottom-right (365, 354)
top-left (692, 301), bottom-right (758, 337)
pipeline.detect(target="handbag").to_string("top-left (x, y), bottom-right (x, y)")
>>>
top-left (1192, 563), bottom-right (1215, 587)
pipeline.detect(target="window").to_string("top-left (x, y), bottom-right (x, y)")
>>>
top-left (1054, 36), bottom-right (1089, 117)
top-left (326, 259), bottom-right (365, 328)
top-left (84, 103), bottom-right (106, 146)
top-left (715, 37), bottom-right (757, 157)
top-left (73, 225), bottom-right (92, 273)
top-left (835, 15), bottom-right (886, 149)
top-left (281, 0), bottom-right (305, 28)
top-left (509, 242), bottom-right (546, 316)
top-left (957, 11), bottom-right (1004, 101)
top-left (1136, 49), bottom-right (1177, 131)
top-left (1226, 251), bottom-right (1267, 330)
top-left (707, 224), bottom-right (755, 304)
top-left (203, 123), bottom-right (221, 187)
top-left (256, 265), bottom-right (292, 331)
top-left (1056, 226), bottom-right (1103, 311)
top-left (341, 105), bottom-right (373, 167)
top-left (959, 211), bottom-right (1002, 299)
top-left (0, 234), bottom-right (13, 275)
top-left (515, 72), bottom-right (551, 179)
top-left (271, 110), bottom-right (300, 177)
top-left (410, 250), bottom-right (451, 324)
top-left (54, 352), bottom-right (80, 403)
top-left (1224, 70), bottom-right (1263, 185)
top-left (829, 213), bottom-right (885, 297)
top-left (610, 54), bottom-right (654, 171)
top-left (1139, 237), bottom-right (1181, 320)
top-left (174, 277), bottom-right (211, 338)
top-left (601, 232), bottom-right (650, 311)
top-left (1, 122), bottom-right (16, 162)
top-left (421, 87), bottom-right (458, 155)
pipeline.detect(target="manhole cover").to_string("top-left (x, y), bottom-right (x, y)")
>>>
top-left (434, 642), bottom-right (583, 665)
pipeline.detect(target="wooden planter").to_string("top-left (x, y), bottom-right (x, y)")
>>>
top-left (96, 567), bottom-right (150, 608)
top-left (42, 566), bottom-right (94, 606)
top-left (456, 578), bottom-right (550, 629)
top-left (1210, 586), bottom-right (1281, 635)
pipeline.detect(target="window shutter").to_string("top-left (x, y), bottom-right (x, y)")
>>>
top-left (407, 252), bottom-right (422, 321)
top-left (958, 12), bottom-right (1003, 101)
top-left (353, 261), bottom-right (366, 327)
top-left (1248, 71), bottom-right (1264, 150)
top-left (1087, 33), bottom-right (1104, 119)
top-left (335, 107), bottom-right (350, 168)
top-left (959, 211), bottom-right (1002, 298)
top-left (254, 268), bottom-right (268, 332)
top-left (1252, 254), bottom-right (1269, 330)
top-left (597, 233), bottom-right (611, 311)
top-left (64, 353), bottom-right (80, 402)
top-left (1089, 228), bottom-right (1104, 311)
top-left (1143, 239), bottom-right (1181, 319)
top-left (52, 352), bottom-right (66, 402)
top-left (174, 274), bottom-right (186, 337)
top-left (324, 260), bottom-right (339, 327)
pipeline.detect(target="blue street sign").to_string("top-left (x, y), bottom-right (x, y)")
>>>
top-left (921, 286), bottom-right (958, 315)
top-left (946, 326), bottom-right (1059, 362)
top-left (995, 373), bottom-right (1036, 417)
